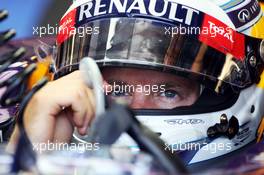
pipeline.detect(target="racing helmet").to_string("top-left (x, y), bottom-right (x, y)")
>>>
top-left (55, 0), bottom-right (264, 165)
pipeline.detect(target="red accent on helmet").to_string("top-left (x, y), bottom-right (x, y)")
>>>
top-left (57, 8), bottom-right (77, 44)
top-left (199, 14), bottom-right (245, 60)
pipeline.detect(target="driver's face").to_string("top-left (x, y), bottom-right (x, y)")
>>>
top-left (102, 67), bottom-right (200, 109)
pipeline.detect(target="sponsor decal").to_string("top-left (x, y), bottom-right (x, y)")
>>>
top-left (236, 127), bottom-right (251, 139)
top-left (164, 119), bottom-right (205, 125)
top-left (76, 0), bottom-right (201, 27)
top-left (57, 8), bottom-right (77, 44)
top-left (227, 0), bottom-right (261, 31)
top-left (199, 14), bottom-right (245, 60)
top-left (208, 21), bottom-right (234, 43)
top-left (234, 126), bottom-right (252, 146)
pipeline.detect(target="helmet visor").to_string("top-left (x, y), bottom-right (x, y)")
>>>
top-left (56, 17), bottom-right (251, 92)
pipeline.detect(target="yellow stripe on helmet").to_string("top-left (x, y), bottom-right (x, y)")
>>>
top-left (251, 2), bottom-right (264, 39)
top-left (257, 71), bottom-right (264, 89)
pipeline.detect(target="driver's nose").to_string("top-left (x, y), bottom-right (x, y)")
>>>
top-left (129, 92), bottom-right (152, 109)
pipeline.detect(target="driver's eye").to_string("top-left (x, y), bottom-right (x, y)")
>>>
top-left (109, 90), bottom-right (130, 97)
top-left (159, 90), bottom-right (179, 99)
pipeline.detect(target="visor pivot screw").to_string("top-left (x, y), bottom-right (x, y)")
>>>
top-left (232, 68), bottom-right (246, 84)
top-left (220, 114), bottom-right (228, 125)
top-left (249, 56), bottom-right (257, 67)
top-left (207, 115), bottom-right (239, 140)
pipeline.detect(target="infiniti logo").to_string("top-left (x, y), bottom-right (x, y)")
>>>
top-left (238, 9), bottom-right (251, 23)
top-left (227, 0), bottom-right (260, 29)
